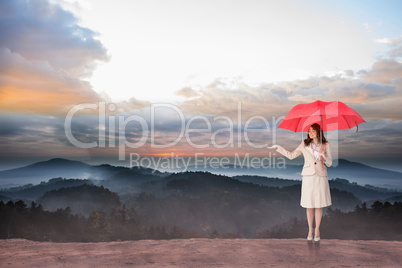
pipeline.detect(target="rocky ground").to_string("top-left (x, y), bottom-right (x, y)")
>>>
top-left (1, 238), bottom-right (401, 267)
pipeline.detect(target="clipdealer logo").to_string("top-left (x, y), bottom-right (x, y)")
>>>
top-left (65, 102), bottom-right (283, 152)
top-left (64, 101), bottom-right (331, 170)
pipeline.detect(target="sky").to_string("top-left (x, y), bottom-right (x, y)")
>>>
top-left (0, 0), bottom-right (402, 173)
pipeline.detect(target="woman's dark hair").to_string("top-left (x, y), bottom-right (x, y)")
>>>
top-left (304, 123), bottom-right (328, 146)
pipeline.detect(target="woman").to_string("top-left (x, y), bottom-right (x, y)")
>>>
top-left (267, 123), bottom-right (332, 241)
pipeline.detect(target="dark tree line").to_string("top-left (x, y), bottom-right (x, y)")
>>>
top-left (322, 201), bottom-right (402, 240)
top-left (255, 201), bottom-right (402, 240)
top-left (0, 200), bottom-right (239, 242)
top-left (2, 200), bottom-right (401, 242)
top-left (0, 200), bottom-right (87, 242)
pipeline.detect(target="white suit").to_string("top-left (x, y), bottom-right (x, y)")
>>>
top-left (275, 141), bottom-right (332, 208)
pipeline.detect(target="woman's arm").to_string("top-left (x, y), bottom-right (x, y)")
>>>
top-left (268, 142), bottom-right (303, 160)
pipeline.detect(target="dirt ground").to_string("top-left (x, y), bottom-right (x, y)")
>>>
top-left (1, 238), bottom-right (401, 267)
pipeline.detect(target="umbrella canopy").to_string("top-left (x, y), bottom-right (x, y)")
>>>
top-left (278, 100), bottom-right (365, 132)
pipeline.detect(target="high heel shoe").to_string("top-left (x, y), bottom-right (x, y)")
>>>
top-left (307, 229), bottom-right (313, 241)
top-left (314, 230), bottom-right (320, 242)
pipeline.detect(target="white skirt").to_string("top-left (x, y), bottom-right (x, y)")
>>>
top-left (301, 175), bottom-right (332, 208)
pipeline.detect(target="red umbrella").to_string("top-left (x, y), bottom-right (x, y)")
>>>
top-left (278, 100), bottom-right (365, 132)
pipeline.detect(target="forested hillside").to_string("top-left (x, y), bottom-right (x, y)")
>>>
top-left (1, 170), bottom-right (401, 241)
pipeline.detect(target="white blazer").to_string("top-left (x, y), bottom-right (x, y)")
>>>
top-left (275, 141), bottom-right (332, 177)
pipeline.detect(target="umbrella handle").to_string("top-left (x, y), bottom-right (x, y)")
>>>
top-left (319, 145), bottom-right (326, 171)
top-left (320, 155), bottom-right (324, 171)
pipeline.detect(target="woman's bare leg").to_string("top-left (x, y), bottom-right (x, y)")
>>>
top-left (314, 208), bottom-right (323, 238)
top-left (306, 208), bottom-right (314, 237)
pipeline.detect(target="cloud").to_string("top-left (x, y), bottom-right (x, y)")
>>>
top-left (0, 0), bottom-right (108, 77)
top-left (0, 48), bottom-right (102, 114)
top-left (176, 43), bottom-right (402, 121)
top-left (176, 87), bottom-right (203, 99)
top-left (0, 0), bottom-right (111, 115)
top-left (0, 113), bottom-right (74, 160)
top-left (375, 36), bottom-right (402, 59)
top-left (360, 59), bottom-right (402, 85)
top-left (362, 21), bottom-right (382, 33)
top-left (363, 23), bottom-right (373, 32)
top-left (375, 37), bottom-right (401, 45)
top-left (177, 79), bottom-right (292, 121)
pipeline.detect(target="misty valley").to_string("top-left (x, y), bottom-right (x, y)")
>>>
top-left (0, 158), bottom-right (401, 242)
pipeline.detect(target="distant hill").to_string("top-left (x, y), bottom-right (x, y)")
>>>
top-left (233, 175), bottom-right (402, 202)
top-left (125, 171), bottom-right (361, 237)
top-left (0, 158), bottom-right (167, 187)
top-left (37, 184), bottom-right (121, 217)
top-left (329, 178), bottom-right (401, 202)
top-left (1, 157), bottom-right (401, 191)
top-left (188, 159), bottom-right (402, 190)
top-left (328, 159), bottom-right (402, 190)
top-left (233, 175), bottom-right (300, 188)
top-left (0, 177), bottom-right (93, 201)
top-left (100, 169), bottom-right (165, 195)
top-left (0, 158), bottom-right (94, 187)
top-left (1, 158), bottom-right (91, 175)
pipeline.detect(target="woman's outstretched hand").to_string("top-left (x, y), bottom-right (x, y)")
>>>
top-left (267, 145), bottom-right (278, 150)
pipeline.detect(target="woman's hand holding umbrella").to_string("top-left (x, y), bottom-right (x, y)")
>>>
top-left (319, 146), bottom-right (326, 160)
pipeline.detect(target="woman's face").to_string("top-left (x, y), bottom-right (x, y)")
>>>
top-left (308, 127), bottom-right (317, 139)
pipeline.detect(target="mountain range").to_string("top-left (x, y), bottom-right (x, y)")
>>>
top-left (0, 158), bottom-right (166, 188)
top-left (1, 158), bottom-right (401, 237)
top-left (0, 157), bottom-right (401, 191)
top-left (188, 158), bottom-right (402, 190)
